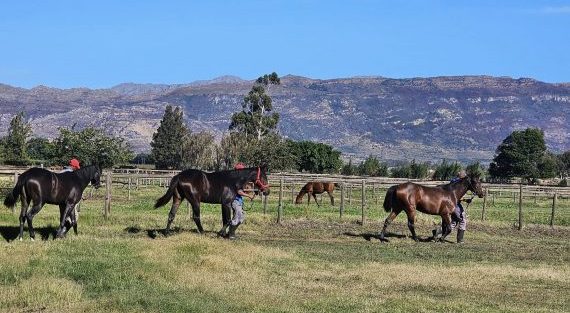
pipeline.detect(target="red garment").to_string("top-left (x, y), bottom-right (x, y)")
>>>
top-left (234, 162), bottom-right (245, 170)
top-left (69, 158), bottom-right (81, 170)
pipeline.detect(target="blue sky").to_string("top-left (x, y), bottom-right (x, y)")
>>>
top-left (1, 0), bottom-right (569, 88)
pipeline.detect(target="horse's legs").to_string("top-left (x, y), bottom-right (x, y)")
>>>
top-left (405, 209), bottom-right (418, 241)
top-left (56, 203), bottom-right (74, 238)
top-left (165, 194), bottom-right (182, 232)
top-left (312, 193), bottom-right (320, 207)
top-left (218, 202), bottom-right (232, 237)
top-left (439, 214), bottom-right (453, 242)
top-left (18, 195), bottom-right (30, 241)
top-left (26, 202), bottom-right (44, 241)
top-left (327, 191), bottom-right (335, 206)
top-left (189, 200), bottom-right (204, 234)
top-left (379, 209), bottom-right (401, 241)
top-left (70, 207), bottom-right (78, 235)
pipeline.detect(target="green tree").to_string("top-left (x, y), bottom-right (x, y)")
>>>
top-left (182, 131), bottom-right (216, 170)
top-left (410, 160), bottom-right (430, 179)
top-left (289, 141), bottom-right (342, 173)
top-left (358, 155), bottom-right (388, 176)
top-left (341, 158), bottom-right (358, 176)
top-left (390, 163), bottom-right (411, 178)
top-left (537, 152), bottom-right (559, 179)
top-left (229, 72), bottom-right (280, 141)
top-left (465, 161), bottom-right (486, 178)
top-left (151, 105), bottom-right (187, 169)
top-left (215, 132), bottom-right (250, 170)
top-left (489, 128), bottom-right (547, 182)
top-left (244, 135), bottom-right (296, 171)
top-left (556, 151), bottom-right (570, 178)
top-left (3, 112), bottom-right (32, 164)
top-left (27, 137), bottom-right (55, 163)
top-left (433, 159), bottom-right (462, 181)
top-left (390, 160), bottom-right (430, 179)
top-left (52, 127), bottom-right (133, 168)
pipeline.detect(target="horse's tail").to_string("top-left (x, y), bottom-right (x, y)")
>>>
top-left (383, 185), bottom-right (397, 212)
top-left (4, 175), bottom-right (24, 208)
top-left (154, 175), bottom-right (179, 209)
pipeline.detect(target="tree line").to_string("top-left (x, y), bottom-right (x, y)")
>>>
top-left (0, 112), bottom-right (133, 168)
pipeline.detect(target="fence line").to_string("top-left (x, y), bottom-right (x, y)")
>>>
top-left (1, 169), bottom-right (568, 228)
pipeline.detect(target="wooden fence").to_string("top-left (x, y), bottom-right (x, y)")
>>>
top-left (1, 169), bottom-right (568, 227)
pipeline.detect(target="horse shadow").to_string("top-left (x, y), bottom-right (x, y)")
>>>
top-left (123, 226), bottom-right (217, 239)
top-left (343, 231), bottom-right (407, 242)
top-left (0, 225), bottom-right (58, 242)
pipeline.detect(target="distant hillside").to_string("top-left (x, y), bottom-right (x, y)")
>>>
top-left (1, 75), bottom-right (569, 163)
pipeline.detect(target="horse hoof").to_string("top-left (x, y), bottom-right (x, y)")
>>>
top-left (18, 237), bottom-right (23, 241)
top-left (30, 238), bottom-right (35, 242)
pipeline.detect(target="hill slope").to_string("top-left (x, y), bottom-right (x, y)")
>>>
top-left (0, 75), bottom-right (569, 163)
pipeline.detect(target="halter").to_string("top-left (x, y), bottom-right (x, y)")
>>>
top-left (255, 167), bottom-right (269, 191)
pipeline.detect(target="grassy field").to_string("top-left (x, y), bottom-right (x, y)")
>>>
top-left (0, 184), bottom-right (568, 312)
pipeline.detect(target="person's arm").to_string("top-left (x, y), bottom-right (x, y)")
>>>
top-left (237, 189), bottom-right (254, 200)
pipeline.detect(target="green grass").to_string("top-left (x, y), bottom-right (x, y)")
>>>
top-left (0, 185), bottom-right (568, 312)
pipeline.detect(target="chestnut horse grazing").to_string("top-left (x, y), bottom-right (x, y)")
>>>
top-left (380, 175), bottom-right (484, 242)
top-left (295, 182), bottom-right (338, 206)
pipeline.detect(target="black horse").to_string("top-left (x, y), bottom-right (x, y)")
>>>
top-left (154, 166), bottom-right (270, 238)
top-left (3, 165), bottom-right (102, 240)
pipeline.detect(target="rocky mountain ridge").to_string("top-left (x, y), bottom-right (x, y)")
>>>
top-left (1, 75), bottom-right (569, 163)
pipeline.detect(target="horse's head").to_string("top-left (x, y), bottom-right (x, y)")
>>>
top-left (295, 193), bottom-right (304, 204)
top-left (90, 165), bottom-right (102, 189)
top-left (254, 164), bottom-right (270, 196)
top-left (466, 175), bottom-right (484, 198)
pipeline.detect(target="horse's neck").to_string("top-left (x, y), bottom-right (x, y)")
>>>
top-left (75, 168), bottom-right (93, 189)
top-left (451, 181), bottom-right (469, 200)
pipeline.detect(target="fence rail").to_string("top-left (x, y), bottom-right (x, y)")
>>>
top-left (1, 168), bottom-right (568, 227)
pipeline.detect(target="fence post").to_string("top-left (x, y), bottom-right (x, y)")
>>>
top-left (11, 172), bottom-right (18, 213)
top-left (277, 178), bottom-right (284, 224)
top-left (373, 183), bottom-right (378, 205)
top-left (291, 183), bottom-right (295, 204)
top-left (481, 187), bottom-right (487, 221)
top-left (348, 183), bottom-right (352, 205)
top-left (550, 192), bottom-right (557, 227)
top-left (127, 177), bottom-right (132, 201)
top-left (361, 180), bottom-right (366, 225)
top-left (340, 182), bottom-right (345, 219)
top-left (104, 172), bottom-right (112, 219)
top-left (263, 194), bottom-right (268, 214)
top-left (517, 184), bottom-right (523, 230)
top-left (492, 192), bottom-right (495, 205)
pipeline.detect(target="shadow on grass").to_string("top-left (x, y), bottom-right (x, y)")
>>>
top-left (124, 226), bottom-right (218, 239)
top-left (342, 231), bottom-right (442, 243)
top-left (343, 231), bottom-right (408, 242)
top-left (0, 225), bottom-right (58, 242)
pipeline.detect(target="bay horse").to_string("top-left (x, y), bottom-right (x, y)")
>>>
top-left (295, 182), bottom-right (339, 206)
top-left (3, 165), bottom-right (102, 240)
top-left (154, 166), bottom-right (269, 237)
top-left (380, 175), bottom-right (484, 242)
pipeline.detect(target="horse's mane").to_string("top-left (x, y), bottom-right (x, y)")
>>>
top-left (436, 176), bottom-right (469, 191)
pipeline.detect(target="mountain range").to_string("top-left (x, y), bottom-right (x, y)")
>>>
top-left (1, 75), bottom-right (569, 164)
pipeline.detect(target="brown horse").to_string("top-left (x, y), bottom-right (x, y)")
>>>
top-left (295, 182), bottom-right (338, 206)
top-left (380, 176), bottom-right (484, 242)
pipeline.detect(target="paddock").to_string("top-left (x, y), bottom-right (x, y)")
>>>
top-left (0, 170), bottom-right (569, 312)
